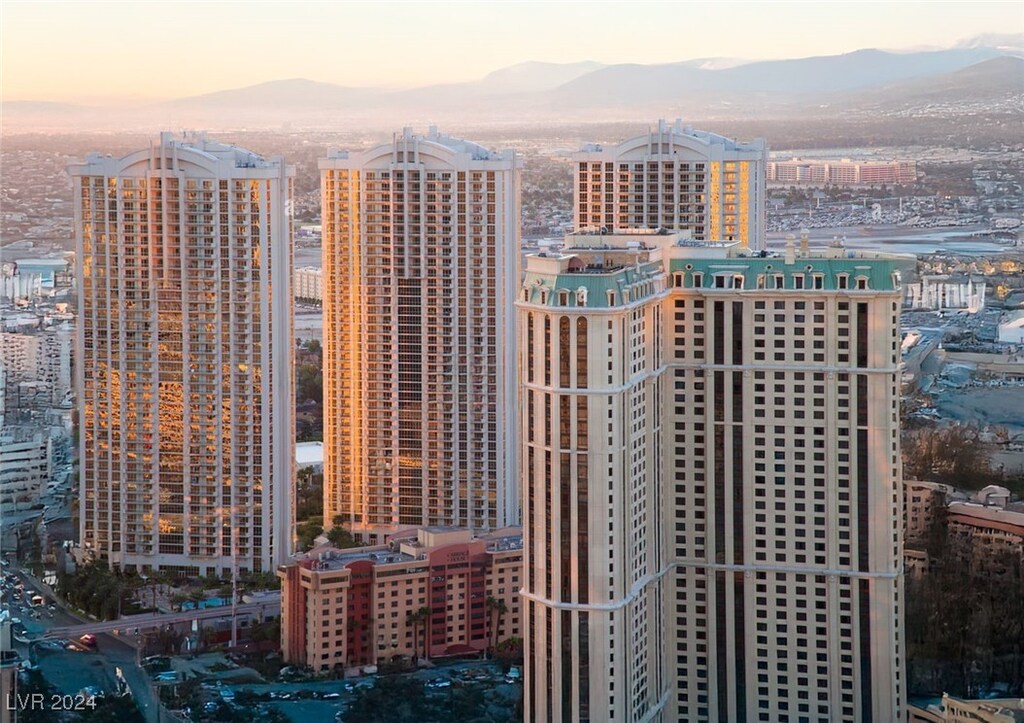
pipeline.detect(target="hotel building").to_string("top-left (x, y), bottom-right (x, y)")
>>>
top-left (573, 119), bottom-right (767, 250)
top-left (69, 133), bottom-right (295, 576)
top-left (320, 128), bottom-right (519, 542)
top-left (518, 230), bottom-right (905, 721)
top-left (767, 159), bottom-right (917, 187)
top-left (278, 526), bottom-right (523, 672)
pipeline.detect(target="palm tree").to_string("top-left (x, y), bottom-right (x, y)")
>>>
top-left (405, 606), bottom-right (432, 662)
top-left (485, 597), bottom-right (508, 654)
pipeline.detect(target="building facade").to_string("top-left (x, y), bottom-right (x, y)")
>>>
top-left (278, 526), bottom-right (522, 672)
top-left (69, 133), bottom-right (295, 576)
top-left (320, 128), bottom-right (519, 542)
top-left (573, 119), bottom-right (767, 250)
top-left (518, 230), bottom-right (905, 722)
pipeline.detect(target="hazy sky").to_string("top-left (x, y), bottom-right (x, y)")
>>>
top-left (2, 1), bottom-right (1020, 103)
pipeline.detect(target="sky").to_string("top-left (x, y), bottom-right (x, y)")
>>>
top-left (2, 0), bottom-right (1021, 103)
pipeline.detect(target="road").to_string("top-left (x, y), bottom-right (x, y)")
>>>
top-left (7, 568), bottom-right (162, 723)
top-left (45, 600), bottom-right (280, 639)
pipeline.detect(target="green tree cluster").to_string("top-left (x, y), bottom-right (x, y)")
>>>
top-left (56, 562), bottom-right (137, 620)
top-left (296, 517), bottom-right (324, 551)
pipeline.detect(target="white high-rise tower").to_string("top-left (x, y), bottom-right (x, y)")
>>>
top-left (574, 119), bottom-right (768, 250)
top-left (70, 132), bottom-right (295, 576)
top-left (321, 128), bottom-right (520, 542)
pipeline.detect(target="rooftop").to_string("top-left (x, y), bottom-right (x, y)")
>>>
top-left (292, 526), bottom-right (523, 573)
top-left (521, 231), bottom-right (910, 308)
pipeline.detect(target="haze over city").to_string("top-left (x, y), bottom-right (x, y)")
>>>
top-left (1, 2), bottom-right (1024, 723)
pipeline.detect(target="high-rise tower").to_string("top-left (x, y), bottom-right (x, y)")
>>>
top-left (70, 133), bottom-right (295, 576)
top-left (518, 230), bottom-right (905, 722)
top-left (321, 128), bottom-right (519, 542)
top-left (573, 119), bottom-right (767, 250)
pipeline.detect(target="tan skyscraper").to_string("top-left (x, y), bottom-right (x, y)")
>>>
top-left (70, 133), bottom-right (295, 576)
top-left (321, 128), bottom-right (519, 543)
top-left (573, 119), bottom-right (767, 250)
top-left (518, 230), bottom-right (905, 722)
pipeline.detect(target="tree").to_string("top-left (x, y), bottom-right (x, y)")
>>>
top-left (326, 524), bottom-right (359, 549)
top-left (495, 636), bottom-right (524, 672)
top-left (295, 517), bottom-right (324, 552)
top-left (903, 424), bottom-right (998, 487)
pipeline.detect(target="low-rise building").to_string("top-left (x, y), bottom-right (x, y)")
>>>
top-left (947, 497), bottom-right (1024, 580)
top-left (278, 526), bottom-right (522, 673)
top-left (909, 694), bottom-right (1024, 722)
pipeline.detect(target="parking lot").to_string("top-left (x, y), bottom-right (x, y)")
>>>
top-left (157, 657), bottom-right (521, 721)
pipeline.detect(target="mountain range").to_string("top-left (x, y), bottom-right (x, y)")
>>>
top-left (3, 35), bottom-right (1021, 132)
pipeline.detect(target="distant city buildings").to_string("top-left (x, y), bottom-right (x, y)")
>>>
top-left (518, 229), bottom-right (905, 721)
top-left (768, 158), bottom-right (917, 186)
top-left (69, 132), bottom-right (295, 576)
top-left (905, 275), bottom-right (986, 312)
top-left (320, 127), bottom-right (520, 543)
top-left (0, 301), bottom-right (74, 512)
top-left (573, 119), bottom-right (767, 249)
top-left (278, 526), bottom-right (522, 672)
top-left (0, 312), bottom-right (73, 410)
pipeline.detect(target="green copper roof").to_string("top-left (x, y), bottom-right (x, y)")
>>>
top-left (667, 256), bottom-right (906, 291)
top-left (522, 260), bottom-right (662, 308)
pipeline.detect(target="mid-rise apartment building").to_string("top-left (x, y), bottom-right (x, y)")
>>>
top-left (69, 133), bottom-right (295, 576)
top-left (294, 266), bottom-right (323, 304)
top-left (573, 119), bottom-right (767, 250)
top-left (278, 526), bottom-right (522, 672)
top-left (320, 128), bottom-right (519, 542)
top-left (518, 230), bottom-right (905, 722)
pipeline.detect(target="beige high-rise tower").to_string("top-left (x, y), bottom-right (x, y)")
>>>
top-left (518, 229), bottom-right (905, 722)
top-left (70, 133), bottom-right (295, 576)
top-left (573, 119), bottom-right (767, 250)
top-left (321, 128), bottom-right (519, 542)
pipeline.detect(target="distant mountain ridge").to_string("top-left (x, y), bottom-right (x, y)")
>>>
top-left (2, 38), bottom-right (1020, 132)
top-left (845, 56), bottom-right (1024, 109)
top-left (549, 47), bottom-right (1011, 106)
